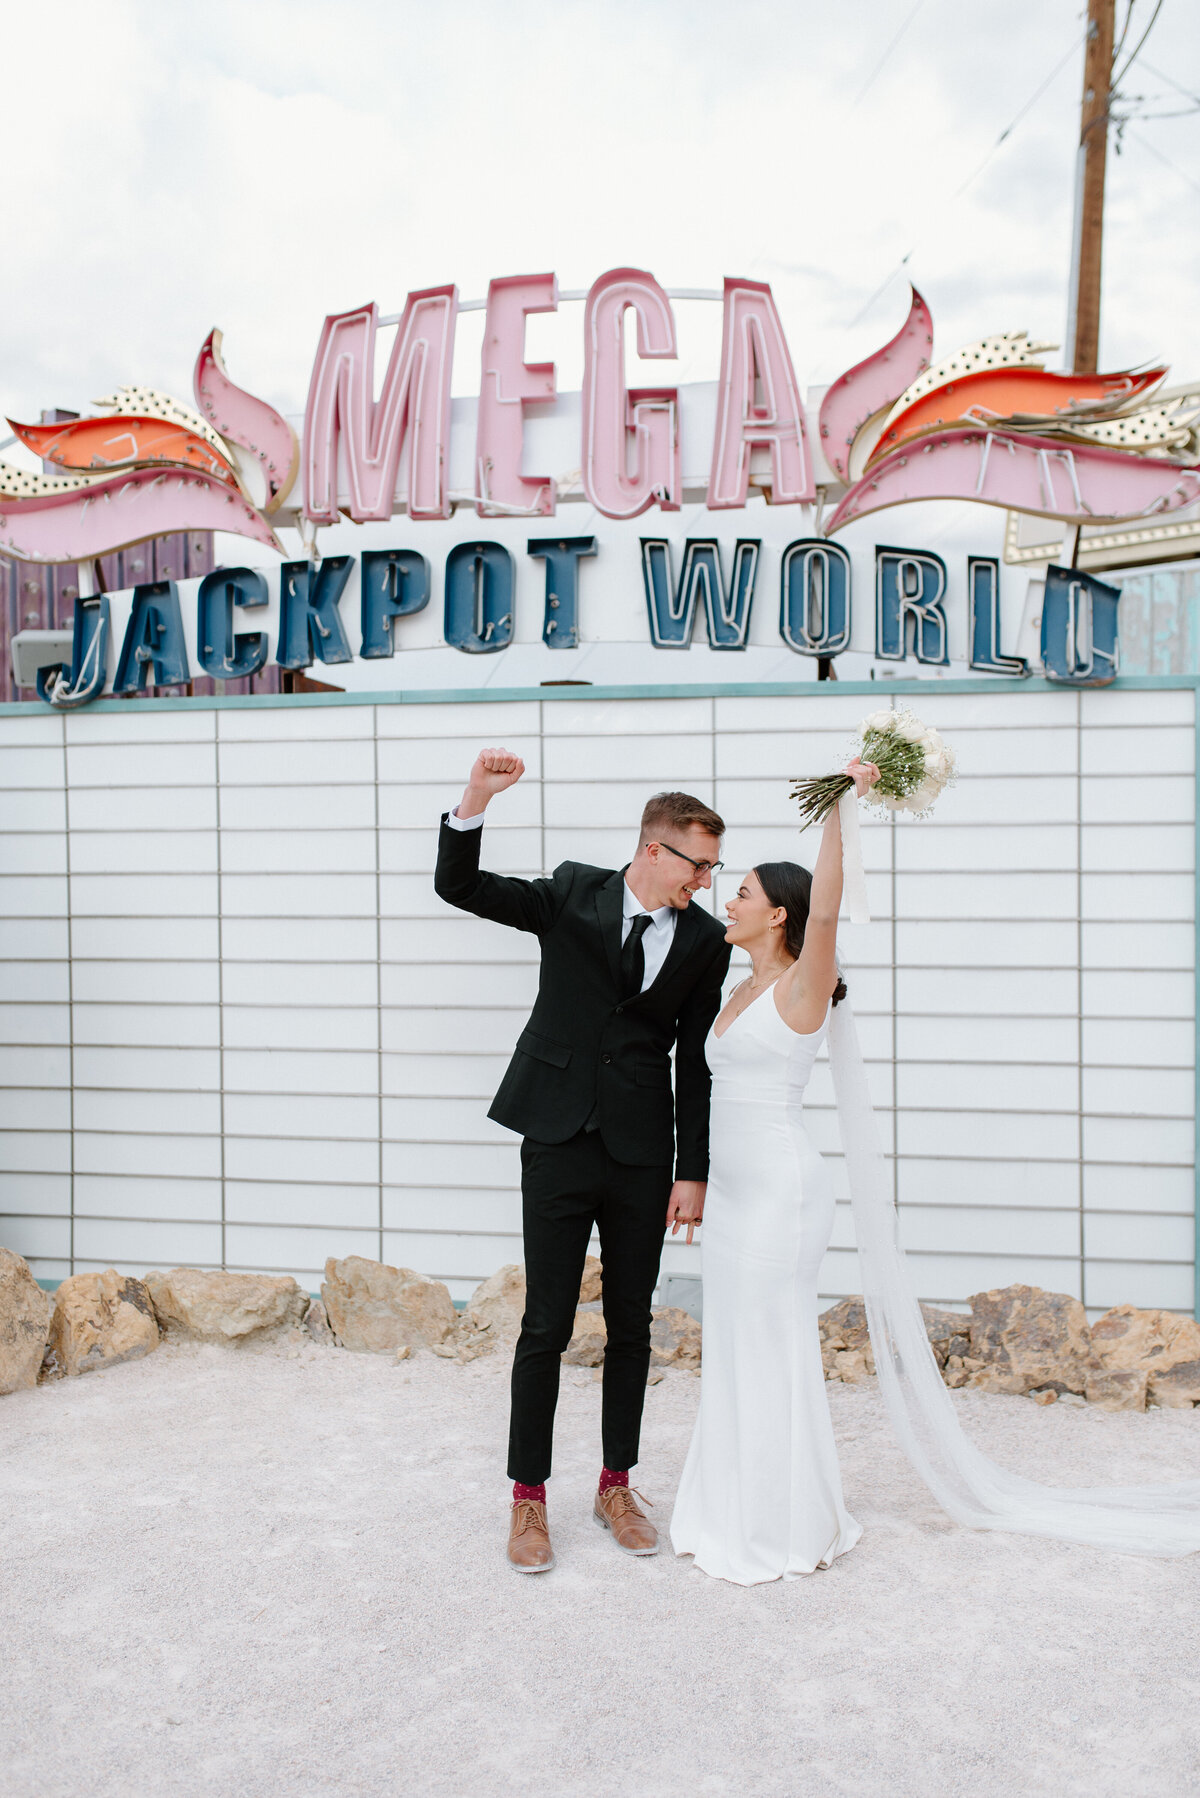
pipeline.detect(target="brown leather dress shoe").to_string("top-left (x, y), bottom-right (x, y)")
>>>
top-left (507, 1499), bottom-right (555, 1573)
top-left (593, 1484), bottom-right (658, 1555)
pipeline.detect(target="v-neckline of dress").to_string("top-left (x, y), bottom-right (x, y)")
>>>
top-left (713, 977), bottom-right (783, 1041)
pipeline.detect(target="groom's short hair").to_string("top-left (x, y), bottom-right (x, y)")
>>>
top-left (639, 791), bottom-right (726, 846)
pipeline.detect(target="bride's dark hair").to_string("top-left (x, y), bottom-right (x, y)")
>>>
top-left (753, 861), bottom-right (847, 1006)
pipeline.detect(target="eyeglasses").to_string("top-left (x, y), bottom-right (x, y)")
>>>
top-left (657, 840), bottom-right (724, 877)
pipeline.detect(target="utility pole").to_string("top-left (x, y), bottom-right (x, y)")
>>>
top-left (1064, 0), bottom-right (1115, 373)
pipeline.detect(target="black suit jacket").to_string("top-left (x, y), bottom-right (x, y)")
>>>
top-left (434, 816), bottom-right (731, 1178)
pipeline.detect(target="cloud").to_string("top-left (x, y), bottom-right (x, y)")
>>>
top-left (0, 0), bottom-right (1196, 434)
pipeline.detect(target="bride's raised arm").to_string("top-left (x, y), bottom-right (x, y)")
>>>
top-left (777, 759), bottom-right (878, 1034)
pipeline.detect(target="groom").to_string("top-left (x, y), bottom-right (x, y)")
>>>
top-left (435, 749), bottom-right (730, 1573)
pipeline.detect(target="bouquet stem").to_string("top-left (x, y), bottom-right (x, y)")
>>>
top-left (789, 772), bottom-right (854, 831)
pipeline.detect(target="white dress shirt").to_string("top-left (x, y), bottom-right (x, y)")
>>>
top-left (447, 806), bottom-right (675, 993)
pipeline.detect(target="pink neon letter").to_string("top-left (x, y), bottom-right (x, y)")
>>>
top-left (707, 279), bottom-right (814, 509)
top-left (582, 268), bottom-right (679, 520)
top-left (303, 288), bottom-right (457, 524)
top-left (475, 273), bottom-right (558, 517)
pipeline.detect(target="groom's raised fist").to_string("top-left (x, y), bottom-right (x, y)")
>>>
top-left (459, 747), bottom-right (526, 816)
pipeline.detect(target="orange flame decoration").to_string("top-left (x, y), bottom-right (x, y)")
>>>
top-left (0, 343), bottom-right (295, 564)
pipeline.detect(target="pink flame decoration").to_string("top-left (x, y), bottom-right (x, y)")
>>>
top-left (818, 285), bottom-right (933, 484)
top-left (826, 426), bottom-right (1200, 534)
top-left (193, 328), bottom-right (299, 514)
top-left (0, 466), bottom-right (282, 565)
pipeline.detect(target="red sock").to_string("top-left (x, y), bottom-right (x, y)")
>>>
top-left (512, 1481), bottom-right (546, 1505)
top-left (599, 1467), bottom-right (629, 1493)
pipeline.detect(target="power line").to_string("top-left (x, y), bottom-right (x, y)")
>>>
top-left (1129, 126), bottom-right (1200, 197)
top-left (1138, 56), bottom-right (1200, 106)
top-left (850, 0), bottom-right (927, 108)
top-left (1113, 0), bottom-right (1165, 87)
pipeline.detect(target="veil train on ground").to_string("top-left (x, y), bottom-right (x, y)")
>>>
top-left (827, 998), bottom-right (1200, 1558)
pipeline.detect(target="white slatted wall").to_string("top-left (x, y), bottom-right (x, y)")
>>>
top-left (0, 683), bottom-right (1195, 1316)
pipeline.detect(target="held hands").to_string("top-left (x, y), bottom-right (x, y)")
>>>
top-left (846, 756), bottom-right (881, 800)
top-left (459, 747), bottom-right (526, 816)
top-left (666, 1179), bottom-right (706, 1247)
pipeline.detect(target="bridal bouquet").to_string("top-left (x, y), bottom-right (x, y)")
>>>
top-left (790, 708), bottom-right (956, 827)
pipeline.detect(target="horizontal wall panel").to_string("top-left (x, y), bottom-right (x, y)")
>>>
top-left (226, 961), bottom-right (378, 1008)
top-left (66, 709), bottom-right (214, 744)
top-left (1082, 873), bottom-right (1193, 922)
top-left (380, 781), bottom-right (541, 831)
top-left (1082, 1260), bottom-right (1195, 1312)
top-left (73, 1046), bottom-right (220, 1091)
top-left (0, 877), bottom-right (68, 918)
top-left (0, 1215), bottom-right (71, 1259)
top-left (224, 1221), bottom-right (378, 1272)
top-left (1083, 1066), bottom-right (1194, 1119)
top-left (900, 1250), bottom-right (1084, 1301)
top-left (1082, 1018), bottom-right (1194, 1068)
top-left (71, 961), bottom-right (220, 1006)
top-left (0, 1084), bottom-right (72, 1129)
top-left (1082, 922), bottom-right (1193, 970)
top-left (893, 823), bottom-right (1079, 872)
top-left (67, 785), bottom-right (218, 832)
top-left (894, 871), bottom-right (1078, 921)
top-left (222, 1006), bottom-right (377, 1052)
top-left (220, 873), bottom-right (378, 918)
top-left (0, 1130), bottom-right (71, 1173)
top-left (69, 830), bottom-right (219, 876)
top-left (382, 1095), bottom-right (514, 1145)
top-left (383, 1187), bottom-right (523, 1234)
top-left (1085, 1211), bottom-right (1193, 1264)
top-left (73, 1216), bottom-right (222, 1266)
top-left (222, 1048), bottom-right (378, 1096)
top-left (1081, 725), bottom-right (1194, 775)
top-left (1080, 775), bottom-right (1194, 825)
top-left (380, 827), bottom-right (544, 877)
top-left (0, 745), bottom-right (67, 788)
top-left (0, 1003), bottom-right (69, 1044)
top-left (222, 916), bottom-right (377, 963)
top-left (4, 836), bottom-right (67, 875)
top-left (382, 1139), bottom-right (520, 1188)
top-left (1082, 1116), bottom-right (1193, 1164)
top-left (1082, 969), bottom-right (1194, 1019)
top-left (73, 1004), bottom-right (220, 1048)
top-left (897, 1110), bottom-right (1078, 1160)
top-left (0, 1170), bottom-right (70, 1214)
top-left (381, 1053), bottom-right (512, 1098)
top-left (382, 1007), bottom-right (528, 1056)
top-left (72, 1087), bottom-right (221, 1136)
top-left (376, 699), bottom-right (542, 739)
top-left (65, 742), bottom-right (215, 788)
top-left (896, 1061), bottom-right (1079, 1113)
top-left (897, 1158), bottom-right (1078, 1211)
top-left (0, 918), bottom-right (70, 959)
top-left (1084, 1163), bottom-right (1194, 1214)
top-left (380, 915), bottom-right (539, 963)
top-left (382, 1231), bottom-right (520, 1282)
top-left (220, 784), bottom-right (377, 832)
top-left (224, 1134), bottom-right (378, 1185)
top-left (225, 1181), bottom-right (380, 1230)
top-left (382, 962), bottom-right (538, 1009)
top-left (223, 1093), bottom-right (379, 1140)
top-left (898, 1014), bottom-right (1079, 1064)
top-left (2, 964), bottom-right (69, 1003)
top-left (376, 735), bottom-right (542, 785)
top-left (73, 1172), bottom-right (223, 1221)
top-left (897, 920), bottom-right (1078, 969)
top-left (895, 968), bottom-right (1078, 1016)
top-left (74, 1131), bottom-right (222, 1180)
top-left (219, 828), bottom-right (378, 875)
top-left (216, 706), bottom-right (373, 742)
top-left (218, 737), bottom-right (377, 786)
top-left (894, 1204), bottom-right (1082, 1259)
top-left (68, 873), bottom-right (218, 917)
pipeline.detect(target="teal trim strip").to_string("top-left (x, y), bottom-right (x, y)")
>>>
top-left (3, 672), bottom-right (1200, 715)
top-left (1195, 691), bottom-right (1200, 1321)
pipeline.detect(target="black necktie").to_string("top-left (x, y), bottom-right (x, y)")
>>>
top-left (621, 913), bottom-right (652, 999)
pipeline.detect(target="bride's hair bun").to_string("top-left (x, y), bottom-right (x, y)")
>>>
top-left (831, 974), bottom-right (848, 1007)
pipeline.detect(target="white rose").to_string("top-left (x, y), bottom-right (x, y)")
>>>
top-left (920, 727), bottom-right (943, 752)
top-left (860, 710), bottom-right (894, 733)
top-left (895, 718), bottom-right (925, 743)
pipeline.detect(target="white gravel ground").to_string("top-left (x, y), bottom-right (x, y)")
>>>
top-left (3, 1337), bottom-right (1200, 1798)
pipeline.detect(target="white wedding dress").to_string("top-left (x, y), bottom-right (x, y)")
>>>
top-left (670, 988), bottom-right (862, 1585)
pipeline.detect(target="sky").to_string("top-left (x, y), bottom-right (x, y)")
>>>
top-left (0, 0), bottom-right (1197, 427)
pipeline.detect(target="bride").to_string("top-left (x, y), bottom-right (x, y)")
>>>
top-left (671, 757), bottom-right (877, 1584)
top-left (673, 759), bottom-right (1200, 1583)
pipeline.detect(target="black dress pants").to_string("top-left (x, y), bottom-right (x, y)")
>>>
top-left (508, 1128), bottom-right (673, 1485)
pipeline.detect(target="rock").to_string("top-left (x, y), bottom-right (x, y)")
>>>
top-left (562, 1303), bottom-right (607, 1367)
top-left (1091, 1304), bottom-right (1200, 1375)
top-left (462, 1264), bottom-right (526, 1344)
top-left (1148, 1359), bottom-right (1200, 1409)
top-left (47, 1269), bottom-right (159, 1378)
top-left (302, 1297), bottom-right (334, 1343)
top-left (394, 1345), bottom-right (411, 1362)
top-left (148, 1268), bottom-right (306, 1343)
top-left (0, 1247), bottom-right (52, 1395)
top-left (579, 1255), bottom-right (603, 1304)
top-left (1029, 1388), bottom-right (1058, 1406)
top-left (966, 1284), bottom-right (1096, 1397)
top-left (921, 1306), bottom-right (972, 1369)
top-left (1085, 1367), bottom-right (1148, 1411)
top-left (321, 1256), bottom-right (457, 1356)
top-left (818, 1298), bottom-right (875, 1382)
top-left (463, 1256), bottom-right (604, 1353)
top-left (649, 1306), bottom-right (702, 1370)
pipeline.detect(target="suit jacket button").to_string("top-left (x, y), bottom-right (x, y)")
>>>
top-left (601, 1052), bottom-right (613, 1064)
top-left (614, 1004), bottom-right (624, 1014)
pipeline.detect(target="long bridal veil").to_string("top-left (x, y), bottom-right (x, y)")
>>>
top-left (826, 998), bottom-right (1200, 1558)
